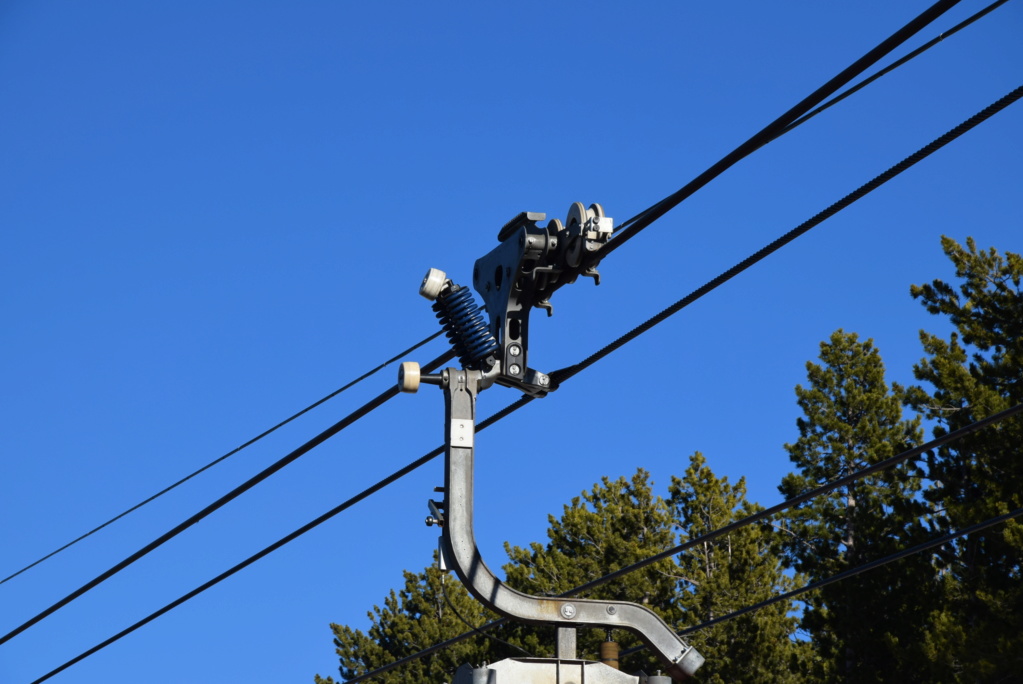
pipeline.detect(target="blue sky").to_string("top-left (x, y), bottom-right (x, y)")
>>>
top-left (1, 2), bottom-right (1020, 682)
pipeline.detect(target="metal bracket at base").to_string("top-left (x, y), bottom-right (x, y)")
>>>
top-left (437, 369), bottom-right (704, 681)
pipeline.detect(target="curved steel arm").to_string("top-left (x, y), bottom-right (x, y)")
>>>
top-left (439, 370), bottom-right (704, 681)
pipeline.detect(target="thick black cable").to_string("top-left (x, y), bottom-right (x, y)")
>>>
top-left (30, 83), bottom-right (1023, 681)
top-left (614, 0), bottom-right (1012, 237)
top-left (779, 0), bottom-right (1012, 136)
top-left (0, 349), bottom-right (456, 648)
top-left (552, 84), bottom-right (1023, 387)
top-left (0, 331), bottom-right (444, 588)
top-left (342, 402), bottom-right (1023, 683)
top-left (598, 0), bottom-right (963, 258)
top-left (678, 506), bottom-right (1023, 636)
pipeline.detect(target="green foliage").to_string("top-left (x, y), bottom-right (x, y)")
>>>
top-left (319, 467), bottom-right (804, 682)
top-left (669, 452), bottom-right (806, 684)
top-left (777, 330), bottom-right (933, 682)
top-left (315, 563), bottom-right (499, 684)
top-left (503, 470), bottom-right (679, 674)
top-left (905, 237), bottom-right (1023, 681)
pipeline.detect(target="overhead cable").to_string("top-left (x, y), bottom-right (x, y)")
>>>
top-left (597, 0), bottom-right (964, 258)
top-left (614, 0), bottom-right (1013, 237)
top-left (551, 84), bottom-right (1023, 387)
top-left (777, 0), bottom-right (1012, 137)
top-left (0, 349), bottom-right (456, 647)
top-left (28, 80), bottom-right (1023, 681)
top-left (0, 331), bottom-right (443, 588)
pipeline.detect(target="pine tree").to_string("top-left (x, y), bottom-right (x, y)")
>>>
top-left (314, 563), bottom-right (499, 684)
top-left (905, 237), bottom-right (1023, 681)
top-left (320, 468), bottom-right (804, 682)
top-left (669, 452), bottom-right (805, 684)
top-left (777, 330), bottom-right (932, 682)
top-left (503, 469), bottom-right (679, 674)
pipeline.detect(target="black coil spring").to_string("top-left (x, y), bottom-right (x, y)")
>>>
top-left (433, 285), bottom-right (498, 368)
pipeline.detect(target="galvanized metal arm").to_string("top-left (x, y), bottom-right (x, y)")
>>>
top-left (426, 367), bottom-right (704, 682)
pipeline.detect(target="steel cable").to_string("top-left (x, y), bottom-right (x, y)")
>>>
top-left (596, 0), bottom-right (964, 261)
top-left (612, 0), bottom-right (1013, 237)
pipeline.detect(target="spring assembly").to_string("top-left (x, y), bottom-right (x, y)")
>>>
top-left (433, 285), bottom-right (498, 368)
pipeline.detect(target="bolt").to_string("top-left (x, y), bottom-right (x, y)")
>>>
top-left (606, 605), bottom-right (617, 615)
top-left (538, 375), bottom-right (549, 386)
top-left (508, 344), bottom-right (521, 357)
top-left (509, 364), bottom-right (521, 375)
top-left (561, 603), bottom-right (577, 619)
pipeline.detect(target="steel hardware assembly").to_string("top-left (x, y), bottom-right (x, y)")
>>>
top-left (399, 205), bottom-right (704, 682)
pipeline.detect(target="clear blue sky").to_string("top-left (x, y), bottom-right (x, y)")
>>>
top-left (1, 2), bottom-right (1020, 682)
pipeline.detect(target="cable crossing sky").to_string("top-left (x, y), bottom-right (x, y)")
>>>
top-left (2, 0), bottom-right (967, 653)
top-left (25, 76), bottom-right (1023, 679)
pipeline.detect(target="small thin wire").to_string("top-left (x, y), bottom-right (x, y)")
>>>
top-left (1, 349), bottom-right (456, 648)
top-left (677, 506), bottom-right (1023, 636)
top-left (0, 331), bottom-right (444, 588)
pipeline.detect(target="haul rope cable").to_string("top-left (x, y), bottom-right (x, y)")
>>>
top-left (28, 81), bottom-right (1023, 680)
top-left (3, 0), bottom-right (963, 647)
top-left (612, 0), bottom-right (1014, 237)
top-left (590, 0), bottom-right (965, 264)
top-left (0, 331), bottom-right (444, 587)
